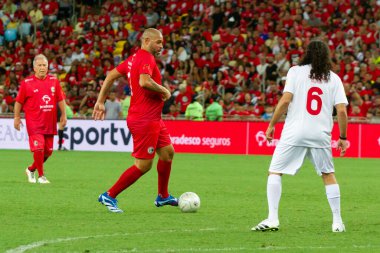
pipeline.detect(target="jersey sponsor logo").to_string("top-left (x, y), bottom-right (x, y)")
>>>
top-left (147, 146), bottom-right (155, 154)
top-left (34, 89), bottom-right (39, 93)
top-left (143, 64), bottom-right (151, 72)
top-left (42, 95), bottom-right (51, 104)
top-left (51, 87), bottom-right (55, 93)
top-left (40, 95), bottom-right (54, 110)
top-left (25, 78), bottom-right (33, 82)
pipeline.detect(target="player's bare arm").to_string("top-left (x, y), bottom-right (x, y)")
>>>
top-left (265, 92), bottom-right (293, 142)
top-left (335, 103), bottom-right (348, 156)
top-left (13, 101), bottom-right (23, 131)
top-left (93, 69), bottom-right (123, 120)
top-left (140, 74), bottom-right (171, 101)
top-left (58, 100), bottom-right (67, 128)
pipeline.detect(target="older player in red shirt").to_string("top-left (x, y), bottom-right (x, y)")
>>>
top-left (93, 28), bottom-right (177, 213)
top-left (14, 54), bottom-right (67, 184)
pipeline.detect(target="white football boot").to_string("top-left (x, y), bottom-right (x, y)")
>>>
top-left (37, 176), bottom-right (50, 184)
top-left (251, 219), bottom-right (280, 231)
top-left (332, 222), bottom-right (346, 232)
top-left (25, 168), bottom-right (37, 183)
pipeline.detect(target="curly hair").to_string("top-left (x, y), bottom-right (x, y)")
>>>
top-left (299, 40), bottom-right (332, 82)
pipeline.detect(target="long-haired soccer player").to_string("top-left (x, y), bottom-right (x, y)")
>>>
top-left (252, 40), bottom-right (348, 232)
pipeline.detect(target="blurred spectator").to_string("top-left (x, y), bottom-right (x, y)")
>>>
top-left (129, 7), bottom-right (146, 44)
top-left (205, 96), bottom-right (223, 121)
top-left (145, 4), bottom-right (159, 28)
top-left (63, 48), bottom-right (74, 67)
top-left (175, 81), bottom-right (193, 114)
top-left (265, 54), bottom-right (279, 82)
top-left (58, 0), bottom-right (73, 20)
top-left (185, 94), bottom-right (204, 121)
top-left (79, 90), bottom-right (97, 112)
top-left (0, 95), bottom-right (8, 113)
top-left (71, 45), bottom-right (86, 63)
top-left (20, 0), bottom-right (33, 14)
top-left (41, 0), bottom-right (59, 24)
top-left (105, 91), bottom-right (122, 120)
top-left (261, 105), bottom-right (274, 120)
top-left (275, 52), bottom-right (290, 77)
top-left (29, 4), bottom-right (43, 29)
top-left (2, 0), bottom-right (17, 16)
top-left (121, 92), bottom-right (131, 118)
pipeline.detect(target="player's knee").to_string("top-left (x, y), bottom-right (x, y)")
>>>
top-left (321, 172), bottom-right (337, 184)
top-left (138, 165), bottom-right (152, 174)
top-left (166, 150), bottom-right (174, 161)
top-left (159, 147), bottom-right (174, 161)
top-left (135, 159), bottom-right (153, 174)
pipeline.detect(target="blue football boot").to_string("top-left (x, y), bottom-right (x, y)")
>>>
top-left (98, 192), bottom-right (123, 213)
top-left (154, 194), bottom-right (178, 207)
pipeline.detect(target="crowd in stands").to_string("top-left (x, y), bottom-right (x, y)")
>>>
top-left (0, 0), bottom-right (379, 121)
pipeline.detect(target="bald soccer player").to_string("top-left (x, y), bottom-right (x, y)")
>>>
top-left (93, 28), bottom-right (178, 213)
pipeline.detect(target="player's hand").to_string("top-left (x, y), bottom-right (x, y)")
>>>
top-left (337, 139), bottom-right (348, 157)
top-left (162, 89), bottom-right (171, 101)
top-left (265, 126), bottom-right (275, 143)
top-left (92, 102), bottom-right (105, 120)
top-left (14, 117), bottom-right (23, 131)
top-left (60, 115), bottom-right (67, 128)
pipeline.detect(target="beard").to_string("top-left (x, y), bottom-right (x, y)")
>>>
top-left (151, 46), bottom-right (162, 57)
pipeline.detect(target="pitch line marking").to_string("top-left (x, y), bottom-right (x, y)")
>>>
top-left (5, 228), bottom-right (217, 253)
top-left (6, 229), bottom-right (380, 252)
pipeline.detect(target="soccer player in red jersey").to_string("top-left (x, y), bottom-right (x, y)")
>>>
top-left (14, 54), bottom-right (67, 184)
top-left (93, 28), bottom-right (177, 213)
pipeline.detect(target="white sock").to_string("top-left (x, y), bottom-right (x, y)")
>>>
top-left (325, 184), bottom-right (343, 224)
top-left (267, 174), bottom-right (282, 222)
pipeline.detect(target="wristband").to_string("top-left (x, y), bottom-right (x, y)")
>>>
top-left (339, 136), bottom-right (347, 140)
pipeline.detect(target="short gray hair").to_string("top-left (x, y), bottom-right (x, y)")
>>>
top-left (33, 54), bottom-right (48, 67)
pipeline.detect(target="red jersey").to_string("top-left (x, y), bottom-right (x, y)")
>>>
top-left (16, 75), bottom-right (64, 135)
top-left (116, 49), bottom-right (163, 121)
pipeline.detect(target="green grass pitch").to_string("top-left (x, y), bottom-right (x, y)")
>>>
top-left (1, 150), bottom-right (379, 252)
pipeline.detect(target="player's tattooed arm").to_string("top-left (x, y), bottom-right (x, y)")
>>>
top-left (140, 74), bottom-right (171, 101)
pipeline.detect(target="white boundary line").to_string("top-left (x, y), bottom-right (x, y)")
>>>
top-left (5, 228), bottom-right (216, 253)
top-left (5, 228), bottom-right (380, 253)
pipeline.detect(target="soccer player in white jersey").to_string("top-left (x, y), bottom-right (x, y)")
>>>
top-left (252, 40), bottom-right (348, 233)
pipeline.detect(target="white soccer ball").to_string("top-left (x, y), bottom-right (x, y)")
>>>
top-left (178, 192), bottom-right (201, 213)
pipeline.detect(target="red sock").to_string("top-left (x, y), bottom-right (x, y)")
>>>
top-left (32, 150), bottom-right (44, 177)
top-left (108, 165), bottom-right (143, 198)
top-left (157, 159), bottom-right (172, 198)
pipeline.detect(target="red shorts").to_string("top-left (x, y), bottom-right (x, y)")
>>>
top-left (127, 119), bottom-right (172, 159)
top-left (28, 134), bottom-right (54, 153)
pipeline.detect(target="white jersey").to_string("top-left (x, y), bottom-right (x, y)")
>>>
top-left (280, 65), bottom-right (348, 148)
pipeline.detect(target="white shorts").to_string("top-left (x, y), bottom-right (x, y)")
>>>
top-left (269, 142), bottom-right (335, 176)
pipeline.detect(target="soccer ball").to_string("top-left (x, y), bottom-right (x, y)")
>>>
top-left (178, 192), bottom-right (201, 213)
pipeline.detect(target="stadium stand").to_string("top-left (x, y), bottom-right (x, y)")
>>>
top-left (0, 0), bottom-right (379, 122)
